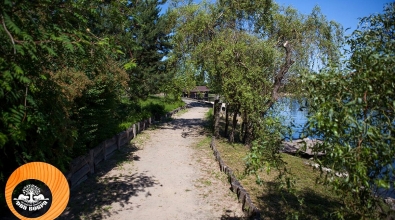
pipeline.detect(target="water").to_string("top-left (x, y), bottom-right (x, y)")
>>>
top-left (270, 98), bottom-right (309, 140)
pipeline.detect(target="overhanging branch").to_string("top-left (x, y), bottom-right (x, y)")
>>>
top-left (264, 40), bottom-right (295, 112)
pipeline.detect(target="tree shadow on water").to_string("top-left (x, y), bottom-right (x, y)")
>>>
top-left (57, 143), bottom-right (159, 219)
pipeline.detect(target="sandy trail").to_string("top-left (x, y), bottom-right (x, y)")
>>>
top-left (58, 100), bottom-right (244, 220)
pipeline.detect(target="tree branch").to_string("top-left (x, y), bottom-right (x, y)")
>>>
top-left (1, 15), bottom-right (16, 54)
top-left (264, 40), bottom-right (295, 112)
top-left (22, 86), bottom-right (28, 123)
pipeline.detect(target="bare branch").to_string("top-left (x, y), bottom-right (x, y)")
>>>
top-left (264, 40), bottom-right (295, 113)
top-left (22, 86), bottom-right (28, 123)
top-left (1, 15), bottom-right (16, 54)
top-left (272, 41), bottom-right (295, 100)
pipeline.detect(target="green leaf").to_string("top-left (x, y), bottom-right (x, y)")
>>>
top-left (123, 60), bottom-right (137, 70)
top-left (0, 133), bottom-right (8, 148)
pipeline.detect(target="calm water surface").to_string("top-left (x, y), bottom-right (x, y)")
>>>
top-left (271, 98), bottom-right (309, 140)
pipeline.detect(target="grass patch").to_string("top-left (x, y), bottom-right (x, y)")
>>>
top-left (213, 137), bottom-right (343, 219)
top-left (139, 95), bottom-right (185, 113)
top-left (117, 95), bottom-right (185, 132)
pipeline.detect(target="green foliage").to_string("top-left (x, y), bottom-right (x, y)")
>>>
top-left (0, 0), bottom-right (172, 214)
top-left (126, 0), bottom-right (173, 99)
top-left (117, 95), bottom-right (185, 132)
top-left (303, 3), bottom-right (395, 218)
top-left (204, 108), bottom-right (214, 132)
top-left (169, 0), bottom-right (342, 145)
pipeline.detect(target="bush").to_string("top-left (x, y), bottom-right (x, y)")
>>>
top-left (143, 103), bottom-right (166, 121)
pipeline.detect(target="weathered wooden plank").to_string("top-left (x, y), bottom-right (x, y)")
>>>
top-left (118, 136), bottom-right (128, 147)
top-left (70, 163), bottom-right (90, 187)
top-left (106, 142), bottom-right (118, 157)
top-left (68, 155), bottom-right (88, 177)
top-left (127, 127), bottom-right (134, 141)
top-left (118, 131), bottom-right (127, 140)
top-left (88, 149), bottom-right (95, 174)
top-left (106, 135), bottom-right (117, 147)
top-left (117, 131), bottom-right (127, 149)
top-left (93, 142), bottom-right (104, 157)
top-left (94, 151), bottom-right (104, 165)
top-left (103, 139), bottom-right (108, 161)
top-left (106, 150), bottom-right (116, 159)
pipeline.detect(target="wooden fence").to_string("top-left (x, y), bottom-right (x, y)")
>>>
top-left (210, 137), bottom-right (261, 219)
top-left (65, 106), bottom-right (187, 189)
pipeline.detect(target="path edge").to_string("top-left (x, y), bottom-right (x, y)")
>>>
top-left (209, 136), bottom-right (261, 219)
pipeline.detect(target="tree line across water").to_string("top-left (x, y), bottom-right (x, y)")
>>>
top-left (1, 0), bottom-right (394, 218)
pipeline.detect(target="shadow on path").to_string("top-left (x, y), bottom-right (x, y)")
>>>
top-left (156, 101), bottom-right (211, 138)
top-left (58, 143), bottom-right (159, 220)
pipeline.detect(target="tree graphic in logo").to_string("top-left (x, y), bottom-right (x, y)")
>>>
top-left (23, 184), bottom-right (40, 203)
top-left (14, 184), bottom-right (49, 204)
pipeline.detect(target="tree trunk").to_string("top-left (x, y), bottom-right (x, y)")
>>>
top-left (241, 109), bottom-right (254, 146)
top-left (242, 111), bottom-right (247, 143)
top-left (244, 122), bottom-right (254, 147)
top-left (214, 96), bottom-right (221, 138)
top-left (229, 104), bottom-right (239, 143)
top-left (224, 103), bottom-right (229, 137)
top-left (264, 41), bottom-right (295, 113)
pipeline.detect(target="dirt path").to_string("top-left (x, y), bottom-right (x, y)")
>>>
top-left (59, 101), bottom-right (244, 220)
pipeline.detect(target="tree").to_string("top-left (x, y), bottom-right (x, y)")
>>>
top-left (168, 0), bottom-right (342, 147)
top-left (303, 3), bottom-right (395, 218)
top-left (128, 0), bottom-right (172, 99)
top-left (0, 0), bottom-right (132, 211)
top-left (0, 0), bottom-right (177, 213)
top-left (23, 184), bottom-right (40, 203)
top-left (168, 0), bottom-right (275, 139)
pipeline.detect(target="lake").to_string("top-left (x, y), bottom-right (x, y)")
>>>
top-left (271, 98), bottom-right (309, 140)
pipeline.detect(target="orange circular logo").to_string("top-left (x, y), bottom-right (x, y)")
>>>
top-left (5, 162), bottom-right (70, 219)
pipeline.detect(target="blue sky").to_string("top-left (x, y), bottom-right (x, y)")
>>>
top-left (275, 0), bottom-right (392, 35)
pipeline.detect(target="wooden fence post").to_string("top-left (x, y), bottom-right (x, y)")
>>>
top-left (117, 134), bottom-right (121, 150)
top-left (89, 149), bottom-right (95, 174)
top-left (133, 124), bottom-right (136, 138)
top-left (103, 140), bottom-right (107, 161)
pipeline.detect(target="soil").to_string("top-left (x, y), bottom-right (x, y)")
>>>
top-left (58, 100), bottom-right (245, 220)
